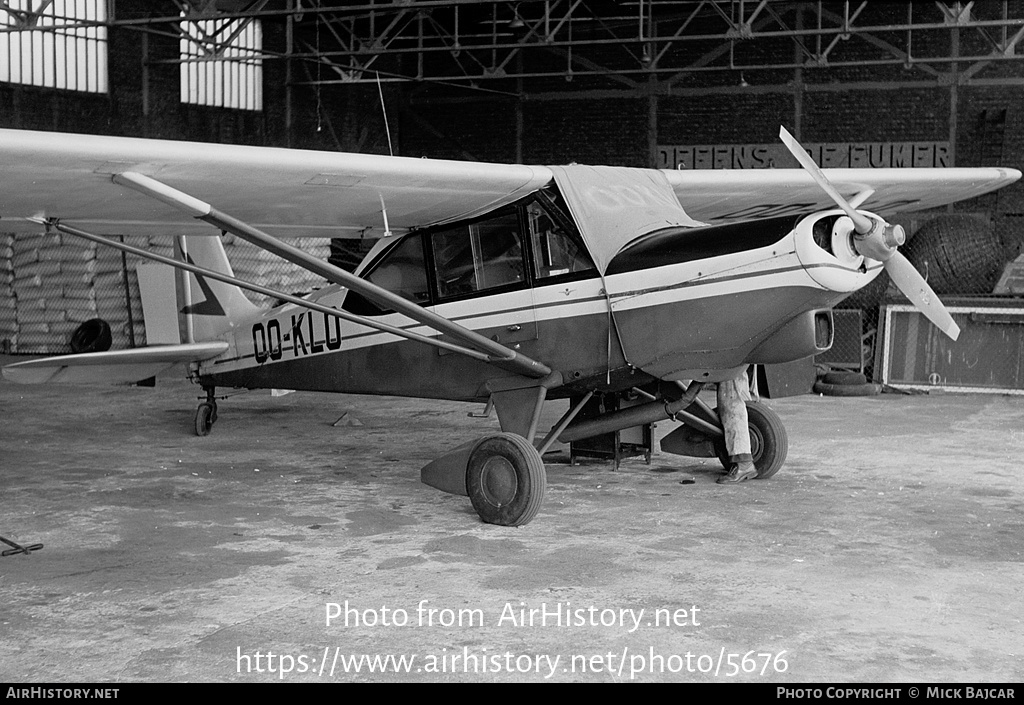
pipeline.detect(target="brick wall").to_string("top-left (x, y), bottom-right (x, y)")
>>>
top-left (399, 97), bottom-right (518, 162)
top-left (523, 98), bottom-right (647, 166)
top-left (398, 96), bottom-right (649, 166)
top-left (660, 92), bottom-right (795, 145)
top-left (803, 88), bottom-right (950, 142)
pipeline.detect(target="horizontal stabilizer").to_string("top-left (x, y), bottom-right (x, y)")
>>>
top-left (1, 342), bottom-right (229, 385)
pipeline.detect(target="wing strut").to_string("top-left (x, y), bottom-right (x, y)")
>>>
top-left (110, 172), bottom-right (552, 379)
top-left (38, 218), bottom-right (504, 365)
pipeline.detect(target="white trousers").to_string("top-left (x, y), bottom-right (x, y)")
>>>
top-left (716, 372), bottom-right (751, 459)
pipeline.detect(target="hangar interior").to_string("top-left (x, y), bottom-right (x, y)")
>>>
top-left (3, 0), bottom-right (1024, 391)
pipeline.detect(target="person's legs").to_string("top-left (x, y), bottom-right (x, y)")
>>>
top-left (716, 372), bottom-right (756, 484)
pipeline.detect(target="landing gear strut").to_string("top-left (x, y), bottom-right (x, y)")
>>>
top-left (195, 387), bottom-right (218, 436)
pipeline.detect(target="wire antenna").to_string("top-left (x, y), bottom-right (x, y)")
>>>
top-left (376, 71), bottom-right (394, 156)
top-left (315, 2), bottom-right (323, 132)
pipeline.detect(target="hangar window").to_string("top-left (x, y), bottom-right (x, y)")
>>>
top-left (0, 0), bottom-right (108, 93)
top-left (179, 12), bottom-right (263, 111)
top-left (431, 210), bottom-right (527, 300)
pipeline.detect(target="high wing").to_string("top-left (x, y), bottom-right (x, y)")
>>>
top-left (1, 127), bottom-right (1018, 243)
top-left (0, 128), bottom-right (552, 238)
top-left (664, 167), bottom-right (1021, 224)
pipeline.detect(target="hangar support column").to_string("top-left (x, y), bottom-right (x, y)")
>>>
top-left (647, 74), bottom-right (658, 169)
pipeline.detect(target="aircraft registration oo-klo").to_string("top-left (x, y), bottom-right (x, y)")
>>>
top-left (1, 126), bottom-right (1019, 526)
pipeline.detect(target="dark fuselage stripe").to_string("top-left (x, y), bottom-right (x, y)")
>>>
top-left (609, 261), bottom-right (878, 299)
top-left (210, 260), bottom-right (873, 365)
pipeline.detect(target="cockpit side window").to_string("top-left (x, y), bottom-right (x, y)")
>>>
top-left (526, 199), bottom-right (595, 280)
top-left (344, 194), bottom-right (594, 317)
top-left (431, 210), bottom-right (526, 300)
top-left (343, 233), bottom-right (429, 316)
top-left (365, 233), bottom-right (430, 304)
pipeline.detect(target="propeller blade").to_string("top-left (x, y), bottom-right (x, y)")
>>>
top-left (778, 126), bottom-right (875, 234)
top-left (848, 188), bottom-right (875, 209)
top-left (884, 252), bottom-right (961, 341)
top-left (778, 125), bottom-right (957, 340)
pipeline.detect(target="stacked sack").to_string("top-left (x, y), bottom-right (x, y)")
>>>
top-left (0, 233), bottom-right (15, 351)
top-left (0, 232), bottom-right (332, 354)
top-left (92, 234), bottom-right (177, 350)
top-left (92, 235), bottom-right (137, 350)
top-left (6, 232), bottom-right (173, 354)
top-left (12, 232), bottom-right (95, 354)
top-left (227, 235), bottom-right (330, 306)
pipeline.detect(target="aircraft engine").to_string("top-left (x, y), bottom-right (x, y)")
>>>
top-left (781, 127), bottom-right (960, 341)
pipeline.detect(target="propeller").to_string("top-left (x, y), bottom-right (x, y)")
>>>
top-left (779, 126), bottom-right (960, 341)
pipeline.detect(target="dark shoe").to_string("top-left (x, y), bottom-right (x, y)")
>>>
top-left (716, 461), bottom-right (757, 484)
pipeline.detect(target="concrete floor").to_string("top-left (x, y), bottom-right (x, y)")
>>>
top-left (1, 357), bottom-right (1022, 683)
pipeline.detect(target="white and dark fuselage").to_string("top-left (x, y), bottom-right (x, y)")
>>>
top-left (1, 128), bottom-right (1018, 527)
top-left (196, 204), bottom-right (880, 401)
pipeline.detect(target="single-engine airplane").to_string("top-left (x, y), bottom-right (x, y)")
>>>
top-left (1, 126), bottom-right (1019, 526)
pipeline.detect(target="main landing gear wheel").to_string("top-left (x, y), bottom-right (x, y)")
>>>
top-left (466, 433), bottom-right (546, 527)
top-left (715, 402), bottom-right (788, 479)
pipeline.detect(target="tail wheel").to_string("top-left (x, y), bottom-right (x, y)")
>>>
top-left (466, 433), bottom-right (546, 526)
top-left (195, 403), bottom-right (215, 437)
top-left (715, 402), bottom-right (788, 479)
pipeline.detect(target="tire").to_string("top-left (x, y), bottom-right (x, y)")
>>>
top-left (466, 433), bottom-right (546, 526)
top-left (195, 403), bottom-right (214, 437)
top-left (813, 380), bottom-right (882, 397)
top-left (715, 402), bottom-right (789, 479)
top-left (70, 318), bottom-right (112, 354)
top-left (821, 371), bottom-right (867, 386)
